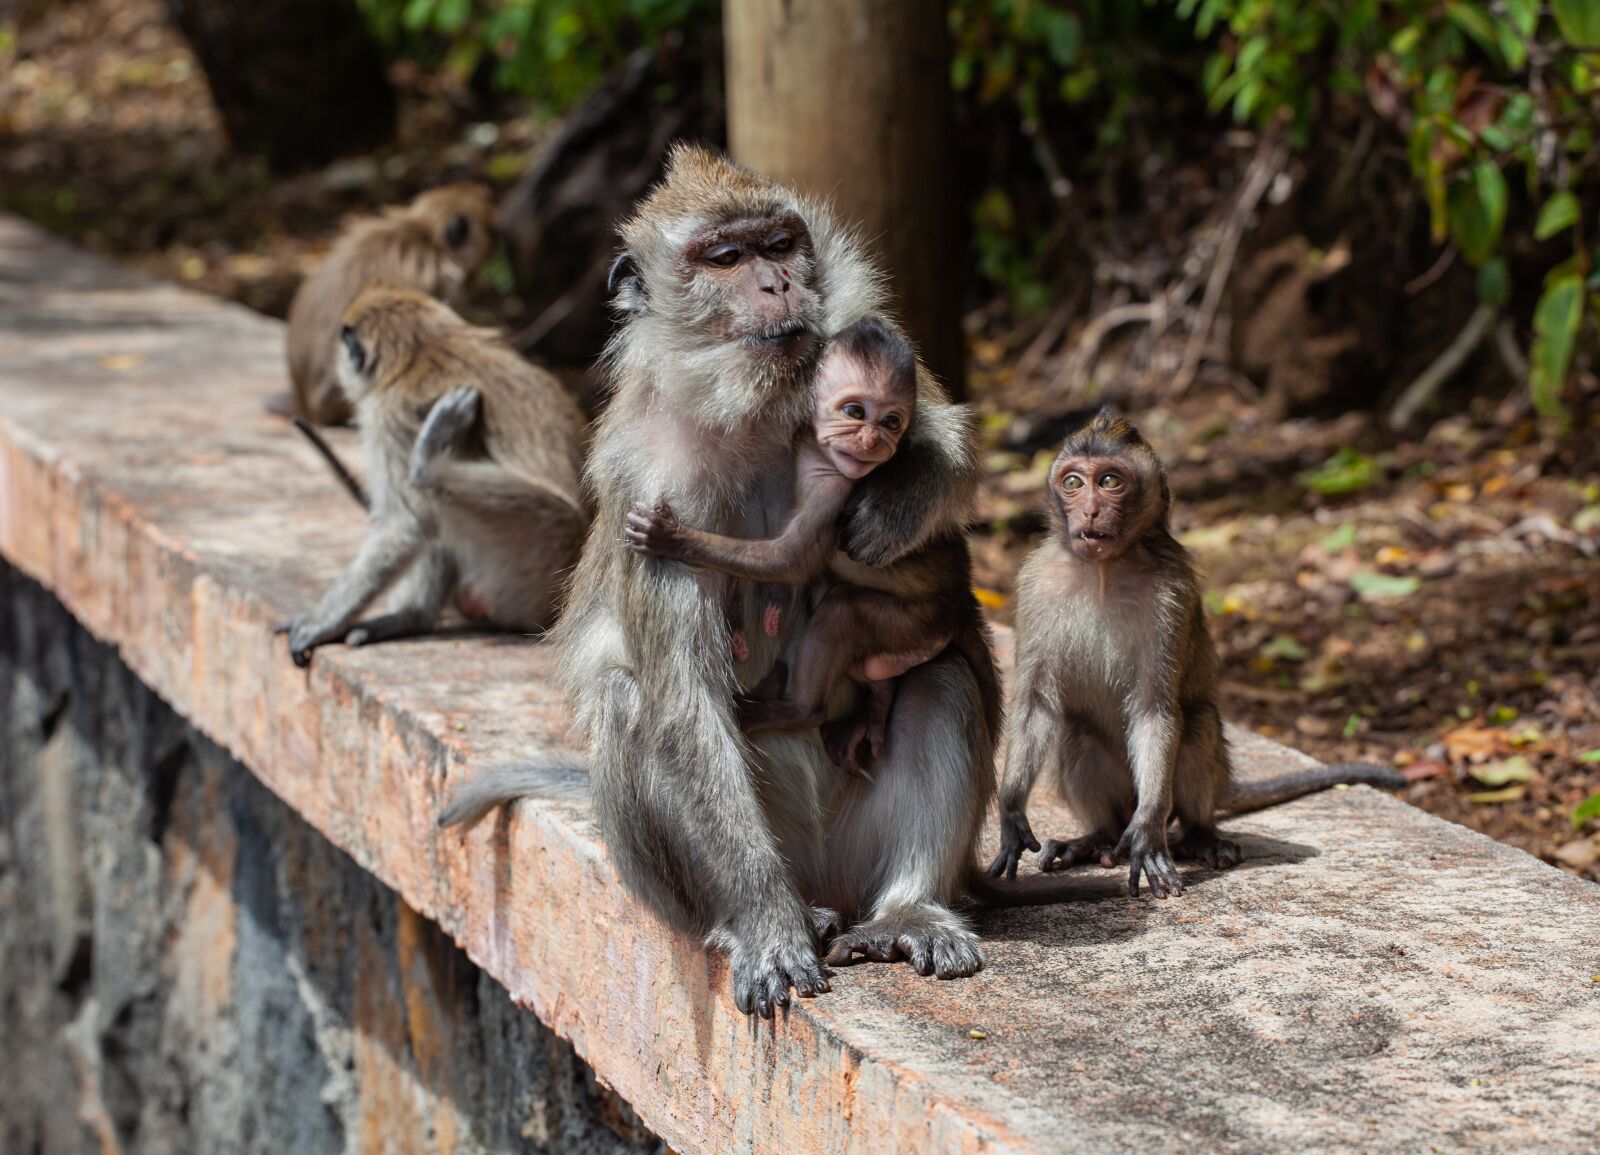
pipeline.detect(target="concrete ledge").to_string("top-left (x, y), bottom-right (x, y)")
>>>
top-left (2, 212), bottom-right (1598, 1154)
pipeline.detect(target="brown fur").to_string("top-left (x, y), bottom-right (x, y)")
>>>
top-left (989, 407), bottom-right (1406, 896)
top-left (286, 184), bottom-right (495, 425)
top-left (283, 287), bottom-right (586, 664)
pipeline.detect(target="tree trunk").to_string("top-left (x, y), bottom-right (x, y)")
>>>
top-left (725, 1), bottom-right (966, 397)
top-left (166, 0), bottom-right (395, 173)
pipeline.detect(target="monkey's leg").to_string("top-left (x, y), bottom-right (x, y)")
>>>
top-left (1037, 724), bottom-right (1126, 873)
top-left (1170, 703), bottom-right (1243, 870)
top-left (862, 678), bottom-right (897, 762)
top-left (1115, 707), bottom-right (1185, 899)
top-left (587, 660), bottom-right (830, 1020)
top-left (287, 522), bottom-right (423, 666)
top-left (822, 655), bottom-right (986, 979)
top-left (989, 676), bottom-right (1066, 879)
top-left (344, 546), bottom-right (455, 648)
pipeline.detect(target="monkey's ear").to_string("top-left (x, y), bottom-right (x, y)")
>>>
top-left (607, 251), bottom-right (647, 314)
top-left (445, 214), bottom-right (471, 250)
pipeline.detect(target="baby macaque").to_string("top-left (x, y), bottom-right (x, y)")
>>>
top-left (284, 287), bottom-right (586, 665)
top-left (989, 407), bottom-right (1408, 896)
top-left (625, 316), bottom-right (966, 773)
top-left (283, 184), bottom-right (496, 425)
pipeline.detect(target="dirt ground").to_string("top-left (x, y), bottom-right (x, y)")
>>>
top-left (4, 0), bottom-right (1597, 879)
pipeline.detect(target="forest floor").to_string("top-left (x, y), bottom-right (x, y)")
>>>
top-left (3, 0), bottom-right (1597, 880)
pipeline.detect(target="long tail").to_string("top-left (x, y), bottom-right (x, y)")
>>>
top-left (290, 416), bottom-right (369, 509)
top-left (1219, 762), bottom-right (1407, 816)
top-left (437, 761), bottom-right (590, 829)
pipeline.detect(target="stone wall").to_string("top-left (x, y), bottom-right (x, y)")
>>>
top-left (0, 563), bottom-right (660, 1155)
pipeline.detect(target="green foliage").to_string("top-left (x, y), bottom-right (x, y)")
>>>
top-left (1195, 0), bottom-right (1600, 423)
top-left (1298, 447), bottom-right (1381, 495)
top-left (357, 0), bottom-right (714, 113)
top-left (1575, 790), bottom-right (1600, 828)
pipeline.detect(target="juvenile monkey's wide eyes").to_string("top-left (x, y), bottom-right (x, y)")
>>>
top-left (881, 413), bottom-right (902, 432)
top-left (842, 402), bottom-right (867, 420)
top-left (1098, 473), bottom-right (1123, 490)
top-left (704, 244), bottom-right (742, 268)
top-left (1061, 474), bottom-right (1084, 491)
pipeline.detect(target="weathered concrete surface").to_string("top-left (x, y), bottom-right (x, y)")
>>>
top-left (0, 566), bottom-right (661, 1154)
top-left (1, 211), bottom-right (1598, 1153)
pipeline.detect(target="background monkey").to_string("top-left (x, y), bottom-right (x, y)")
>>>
top-left (624, 314), bottom-right (988, 775)
top-left (283, 183), bottom-right (496, 426)
top-left (441, 145), bottom-right (999, 1018)
top-left (284, 287), bottom-right (586, 665)
top-left (988, 408), bottom-right (1407, 896)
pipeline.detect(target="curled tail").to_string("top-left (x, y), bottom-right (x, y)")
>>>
top-left (1219, 762), bottom-right (1407, 816)
top-left (436, 761), bottom-right (590, 828)
top-left (290, 416), bottom-right (369, 509)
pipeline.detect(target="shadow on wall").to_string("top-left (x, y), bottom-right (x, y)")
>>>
top-left (0, 562), bottom-right (661, 1155)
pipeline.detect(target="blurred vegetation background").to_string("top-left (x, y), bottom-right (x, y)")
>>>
top-left (1, 0), bottom-right (1597, 873)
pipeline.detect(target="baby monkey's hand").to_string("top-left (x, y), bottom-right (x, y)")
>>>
top-left (625, 500), bottom-right (688, 559)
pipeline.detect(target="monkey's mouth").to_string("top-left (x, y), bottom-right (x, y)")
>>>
top-left (1078, 529), bottom-right (1114, 542)
top-left (750, 319), bottom-right (809, 344)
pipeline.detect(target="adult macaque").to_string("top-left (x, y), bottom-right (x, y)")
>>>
top-left (988, 408), bottom-right (1408, 895)
top-left (623, 315), bottom-right (990, 774)
top-left (284, 287), bottom-right (586, 665)
top-left (441, 146), bottom-right (999, 1017)
top-left (283, 184), bottom-right (496, 425)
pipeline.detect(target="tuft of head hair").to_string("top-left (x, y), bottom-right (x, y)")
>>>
top-left (1062, 404), bottom-right (1152, 458)
top-left (828, 315), bottom-right (918, 402)
top-left (627, 143), bottom-right (788, 232)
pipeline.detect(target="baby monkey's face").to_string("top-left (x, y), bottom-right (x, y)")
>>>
top-left (812, 349), bottom-right (914, 480)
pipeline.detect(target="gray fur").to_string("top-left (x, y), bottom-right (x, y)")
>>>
top-left (457, 146), bottom-right (999, 1016)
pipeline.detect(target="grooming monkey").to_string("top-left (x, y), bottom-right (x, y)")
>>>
top-left (284, 287), bottom-right (586, 665)
top-left (624, 315), bottom-right (991, 775)
top-left (441, 145), bottom-right (1000, 1018)
top-left (988, 408), bottom-right (1408, 896)
top-left (282, 184), bottom-right (496, 425)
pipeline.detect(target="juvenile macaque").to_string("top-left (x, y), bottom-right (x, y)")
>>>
top-left (440, 146), bottom-right (999, 1017)
top-left (988, 408), bottom-right (1408, 896)
top-left (284, 287), bottom-right (586, 665)
top-left (623, 316), bottom-right (972, 773)
top-left (284, 184), bottom-right (496, 425)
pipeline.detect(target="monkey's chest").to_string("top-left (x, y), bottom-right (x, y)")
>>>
top-left (1050, 600), bottom-right (1160, 731)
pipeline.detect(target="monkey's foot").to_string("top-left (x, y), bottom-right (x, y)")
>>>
top-left (824, 905), bottom-right (983, 979)
top-left (807, 906), bottom-right (845, 945)
top-left (1172, 827), bottom-right (1243, 870)
top-left (821, 717), bottom-right (874, 779)
top-left (1035, 833), bottom-right (1116, 873)
top-left (1116, 825), bottom-right (1185, 899)
top-left (345, 611), bottom-right (432, 648)
top-left (719, 929), bottom-right (831, 1020)
top-left (286, 618), bottom-right (343, 668)
top-left (986, 812), bottom-right (1043, 880)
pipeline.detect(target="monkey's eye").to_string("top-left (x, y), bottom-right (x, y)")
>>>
top-left (842, 402), bottom-right (867, 420)
top-left (445, 214), bottom-right (470, 250)
top-left (766, 232), bottom-right (794, 255)
top-left (1098, 473), bottom-right (1123, 490)
top-left (1061, 474), bottom-right (1084, 491)
top-left (881, 413), bottom-right (902, 432)
top-left (704, 244), bottom-right (742, 268)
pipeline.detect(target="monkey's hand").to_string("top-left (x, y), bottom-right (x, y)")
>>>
top-left (985, 810), bottom-right (1042, 881)
top-left (624, 500), bottom-right (689, 559)
top-left (409, 387), bottom-right (482, 488)
top-left (1115, 823), bottom-right (1185, 899)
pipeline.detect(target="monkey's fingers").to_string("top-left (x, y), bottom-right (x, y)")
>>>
top-left (1129, 851), bottom-right (1185, 899)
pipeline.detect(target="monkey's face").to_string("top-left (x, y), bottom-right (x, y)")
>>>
top-left (414, 184), bottom-right (496, 287)
top-left (813, 351), bottom-right (912, 479)
top-left (678, 212), bottom-right (823, 364)
top-left (1050, 453), bottom-right (1160, 562)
